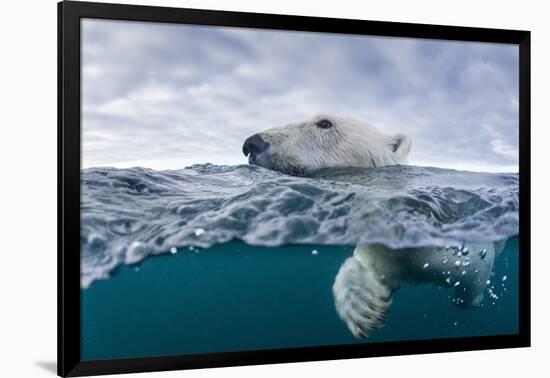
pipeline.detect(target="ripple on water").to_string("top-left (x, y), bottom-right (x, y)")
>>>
top-left (80, 164), bottom-right (519, 287)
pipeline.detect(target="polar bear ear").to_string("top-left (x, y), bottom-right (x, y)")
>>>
top-left (387, 133), bottom-right (412, 157)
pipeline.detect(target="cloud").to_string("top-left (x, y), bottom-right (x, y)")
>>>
top-left (81, 19), bottom-right (519, 172)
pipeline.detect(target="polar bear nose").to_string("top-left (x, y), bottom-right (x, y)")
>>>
top-left (243, 134), bottom-right (269, 157)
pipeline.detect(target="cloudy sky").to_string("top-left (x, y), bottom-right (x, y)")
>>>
top-left (81, 19), bottom-right (519, 172)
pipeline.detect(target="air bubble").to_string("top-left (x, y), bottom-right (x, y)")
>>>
top-left (479, 249), bottom-right (487, 260)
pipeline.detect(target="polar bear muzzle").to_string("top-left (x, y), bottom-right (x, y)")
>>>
top-left (242, 133), bottom-right (306, 176)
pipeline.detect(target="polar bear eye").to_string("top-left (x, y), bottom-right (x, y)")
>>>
top-left (316, 119), bottom-right (333, 129)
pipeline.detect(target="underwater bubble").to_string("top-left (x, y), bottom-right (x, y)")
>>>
top-left (462, 259), bottom-right (471, 267)
top-left (454, 260), bottom-right (461, 268)
top-left (170, 247), bottom-right (177, 254)
top-left (443, 258), bottom-right (448, 265)
top-left (454, 281), bottom-right (461, 287)
top-left (486, 280), bottom-right (491, 285)
top-left (462, 247), bottom-right (469, 255)
top-left (311, 249), bottom-right (319, 256)
top-left (454, 321), bottom-right (458, 326)
top-left (445, 277), bottom-right (452, 285)
top-left (194, 228), bottom-right (205, 237)
top-left (462, 270), bottom-right (467, 275)
top-left (189, 246), bottom-right (195, 251)
top-left (479, 249), bottom-right (487, 259)
top-left (422, 263), bottom-right (430, 269)
top-left (502, 275), bottom-right (508, 282)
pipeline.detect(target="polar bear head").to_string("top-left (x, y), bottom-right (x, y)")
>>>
top-left (242, 114), bottom-right (411, 176)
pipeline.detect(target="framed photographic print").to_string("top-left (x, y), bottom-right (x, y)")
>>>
top-left (58, 1), bottom-right (530, 376)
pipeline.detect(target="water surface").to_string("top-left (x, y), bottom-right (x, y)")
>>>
top-left (81, 164), bottom-right (518, 287)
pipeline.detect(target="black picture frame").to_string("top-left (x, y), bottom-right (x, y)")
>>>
top-left (58, 1), bottom-right (531, 376)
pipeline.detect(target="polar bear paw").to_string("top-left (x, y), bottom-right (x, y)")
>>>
top-left (332, 256), bottom-right (393, 338)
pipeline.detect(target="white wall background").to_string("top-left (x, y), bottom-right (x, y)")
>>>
top-left (0, 0), bottom-right (547, 377)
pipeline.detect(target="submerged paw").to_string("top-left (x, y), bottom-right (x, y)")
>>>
top-left (332, 257), bottom-right (393, 338)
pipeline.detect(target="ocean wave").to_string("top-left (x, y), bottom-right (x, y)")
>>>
top-left (81, 164), bottom-right (518, 287)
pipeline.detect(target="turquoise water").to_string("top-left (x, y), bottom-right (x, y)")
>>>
top-left (81, 237), bottom-right (518, 360)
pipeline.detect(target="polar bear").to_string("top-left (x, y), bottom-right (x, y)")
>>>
top-left (243, 114), bottom-right (506, 338)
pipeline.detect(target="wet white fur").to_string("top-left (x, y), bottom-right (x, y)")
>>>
top-left (257, 114), bottom-right (411, 174)
top-left (333, 242), bottom-right (504, 338)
